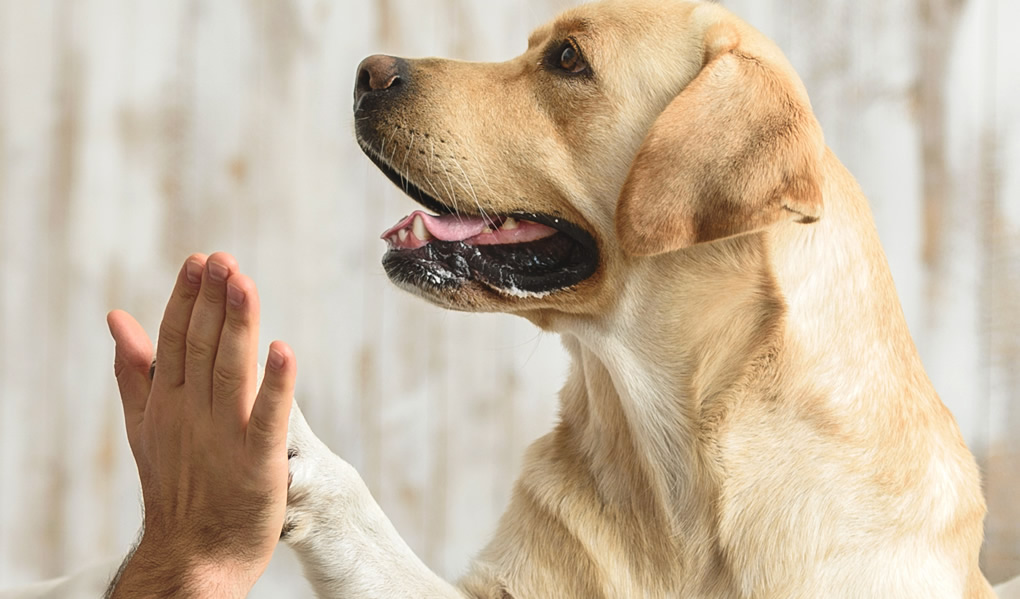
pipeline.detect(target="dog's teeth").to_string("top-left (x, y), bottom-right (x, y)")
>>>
top-left (412, 215), bottom-right (431, 240)
top-left (398, 229), bottom-right (409, 242)
top-left (482, 226), bottom-right (493, 234)
top-left (502, 217), bottom-right (519, 230)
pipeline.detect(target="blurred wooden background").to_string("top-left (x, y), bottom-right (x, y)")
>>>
top-left (0, 0), bottom-right (1017, 593)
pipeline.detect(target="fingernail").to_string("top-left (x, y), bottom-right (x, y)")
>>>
top-left (268, 348), bottom-right (285, 370)
top-left (227, 282), bottom-right (245, 307)
top-left (185, 261), bottom-right (203, 286)
top-left (208, 261), bottom-right (229, 282)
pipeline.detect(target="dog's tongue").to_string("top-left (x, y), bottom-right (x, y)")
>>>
top-left (382, 209), bottom-right (560, 250)
top-left (381, 210), bottom-right (491, 242)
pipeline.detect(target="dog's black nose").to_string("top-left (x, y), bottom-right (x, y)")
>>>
top-left (355, 54), bottom-right (406, 110)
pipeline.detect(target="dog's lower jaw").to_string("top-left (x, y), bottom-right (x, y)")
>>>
top-left (283, 405), bottom-right (464, 599)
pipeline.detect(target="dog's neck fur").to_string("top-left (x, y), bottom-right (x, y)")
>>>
top-left (555, 229), bottom-right (787, 588)
top-left (541, 150), bottom-right (981, 593)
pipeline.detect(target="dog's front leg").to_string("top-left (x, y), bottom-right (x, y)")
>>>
top-left (283, 404), bottom-right (464, 599)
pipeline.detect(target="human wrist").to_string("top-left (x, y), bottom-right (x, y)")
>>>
top-left (110, 538), bottom-right (259, 599)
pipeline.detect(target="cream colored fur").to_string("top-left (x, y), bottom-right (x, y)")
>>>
top-left (283, 1), bottom-right (1003, 597)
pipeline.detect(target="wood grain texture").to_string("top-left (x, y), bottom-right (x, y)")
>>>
top-left (0, 0), bottom-right (1017, 591)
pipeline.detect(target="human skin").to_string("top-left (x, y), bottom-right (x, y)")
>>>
top-left (105, 252), bottom-right (296, 598)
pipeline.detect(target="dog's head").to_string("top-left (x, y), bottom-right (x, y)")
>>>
top-left (355, 0), bottom-right (824, 321)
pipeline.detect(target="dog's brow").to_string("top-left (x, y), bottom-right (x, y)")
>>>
top-left (557, 17), bottom-right (592, 33)
top-left (529, 17), bottom-right (593, 50)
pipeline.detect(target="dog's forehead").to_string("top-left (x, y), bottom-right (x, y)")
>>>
top-left (525, 1), bottom-right (707, 56)
top-left (526, 17), bottom-right (591, 51)
top-left (526, 1), bottom-right (666, 46)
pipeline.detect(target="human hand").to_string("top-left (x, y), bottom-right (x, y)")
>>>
top-left (106, 253), bottom-right (296, 598)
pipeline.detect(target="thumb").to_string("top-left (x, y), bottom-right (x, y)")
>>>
top-left (107, 310), bottom-right (154, 448)
top-left (247, 341), bottom-right (296, 454)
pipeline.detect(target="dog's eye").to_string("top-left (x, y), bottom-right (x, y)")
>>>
top-left (556, 40), bottom-right (588, 74)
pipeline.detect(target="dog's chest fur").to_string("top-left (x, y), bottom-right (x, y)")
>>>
top-left (461, 199), bottom-right (986, 598)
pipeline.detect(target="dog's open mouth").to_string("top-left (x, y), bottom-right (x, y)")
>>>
top-left (365, 147), bottom-right (599, 297)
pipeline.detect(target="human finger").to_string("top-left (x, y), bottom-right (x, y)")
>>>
top-left (184, 252), bottom-right (238, 403)
top-left (211, 273), bottom-right (260, 426)
top-left (107, 309), bottom-right (154, 449)
top-left (246, 342), bottom-right (296, 454)
top-left (153, 254), bottom-right (207, 387)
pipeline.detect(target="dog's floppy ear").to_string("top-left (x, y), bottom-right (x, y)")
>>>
top-left (616, 23), bottom-right (825, 256)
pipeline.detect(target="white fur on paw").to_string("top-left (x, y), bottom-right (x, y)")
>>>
top-left (282, 449), bottom-right (315, 543)
top-left (283, 403), bottom-right (322, 543)
top-left (283, 402), bottom-right (359, 545)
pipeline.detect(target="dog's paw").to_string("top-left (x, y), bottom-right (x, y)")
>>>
top-left (280, 448), bottom-right (308, 542)
top-left (282, 403), bottom-right (359, 545)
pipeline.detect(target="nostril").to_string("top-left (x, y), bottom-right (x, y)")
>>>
top-left (367, 71), bottom-right (399, 92)
top-left (354, 55), bottom-right (407, 107)
top-left (356, 67), bottom-right (372, 96)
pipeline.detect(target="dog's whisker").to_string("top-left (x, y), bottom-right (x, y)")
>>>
top-left (428, 158), bottom-right (459, 217)
top-left (385, 132), bottom-right (398, 168)
top-left (401, 132), bottom-right (416, 196)
top-left (440, 167), bottom-right (467, 222)
top-left (426, 139), bottom-right (435, 178)
top-left (450, 154), bottom-right (490, 226)
top-left (443, 169), bottom-right (463, 219)
top-left (422, 175), bottom-right (448, 215)
top-left (450, 130), bottom-right (497, 199)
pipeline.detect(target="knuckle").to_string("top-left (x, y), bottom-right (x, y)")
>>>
top-left (175, 276), bottom-right (201, 300)
top-left (260, 371), bottom-right (284, 394)
top-left (157, 321), bottom-right (187, 349)
top-left (211, 365), bottom-right (245, 397)
top-left (223, 311), bottom-right (251, 336)
top-left (248, 409), bottom-right (277, 438)
top-left (264, 367), bottom-right (294, 394)
top-left (184, 335), bottom-right (216, 363)
top-left (200, 279), bottom-right (226, 303)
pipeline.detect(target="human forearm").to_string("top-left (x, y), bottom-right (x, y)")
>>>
top-left (107, 540), bottom-right (256, 599)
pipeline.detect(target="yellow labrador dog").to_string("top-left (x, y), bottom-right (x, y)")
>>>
top-left (4, 1), bottom-right (1015, 598)
top-left (281, 1), bottom-right (1004, 598)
